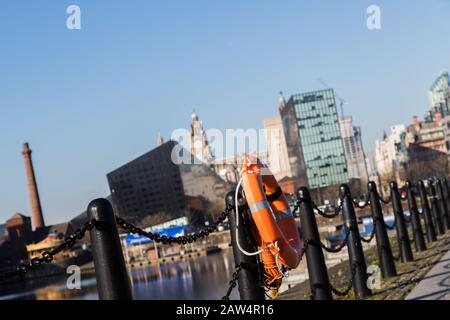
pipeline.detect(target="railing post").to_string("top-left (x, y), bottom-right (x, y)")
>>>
top-left (226, 192), bottom-right (265, 300)
top-left (435, 178), bottom-right (450, 231)
top-left (297, 187), bottom-right (332, 300)
top-left (390, 181), bottom-right (414, 262)
top-left (427, 180), bottom-right (445, 235)
top-left (441, 178), bottom-right (450, 227)
top-left (418, 180), bottom-right (437, 243)
top-left (87, 199), bottom-right (133, 300)
top-left (340, 184), bottom-right (371, 298)
top-left (405, 181), bottom-right (426, 252)
top-left (368, 182), bottom-right (397, 278)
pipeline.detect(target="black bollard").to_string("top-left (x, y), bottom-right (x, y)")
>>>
top-left (340, 184), bottom-right (371, 298)
top-left (428, 180), bottom-right (445, 235)
top-left (297, 187), bottom-right (332, 300)
top-left (441, 178), bottom-right (450, 226)
top-left (226, 192), bottom-right (266, 300)
top-left (435, 179), bottom-right (450, 230)
top-left (87, 199), bottom-right (133, 300)
top-left (442, 177), bottom-right (450, 219)
top-left (405, 181), bottom-right (426, 252)
top-left (418, 180), bottom-right (437, 243)
top-left (390, 181), bottom-right (414, 262)
top-left (368, 182), bottom-right (397, 278)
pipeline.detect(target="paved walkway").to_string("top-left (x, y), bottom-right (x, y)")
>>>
top-left (406, 249), bottom-right (450, 300)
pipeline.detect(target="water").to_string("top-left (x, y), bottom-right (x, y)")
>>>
top-left (0, 248), bottom-right (239, 300)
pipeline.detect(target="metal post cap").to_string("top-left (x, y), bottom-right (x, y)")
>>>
top-left (389, 181), bottom-right (398, 190)
top-left (225, 191), bottom-right (235, 206)
top-left (297, 187), bottom-right (311, 201)
top-left (368, 181), bottom-right (378, 192)
top-left (87, 198), bottom-right (113, 220)
top-left (339, 184), bottom-right (350, 196)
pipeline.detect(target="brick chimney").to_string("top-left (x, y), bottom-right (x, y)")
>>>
top-left (435, 111), bottom-right (442, 125)
top-left (412, 115), bottom-right (421, 130)
top-left (22, 143), bottom-right (45, 230)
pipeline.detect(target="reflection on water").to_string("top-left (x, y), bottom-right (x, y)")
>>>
top-left (1, 248), bottom-right (239, 300)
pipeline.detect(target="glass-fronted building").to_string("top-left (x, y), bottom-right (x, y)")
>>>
top-left (424, 70), bottom-right (450, 123)
top-left (291, 89), bottom-right (348, 188)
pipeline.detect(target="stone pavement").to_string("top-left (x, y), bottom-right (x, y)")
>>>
top-left (406, 249), bottom-right (450, 300)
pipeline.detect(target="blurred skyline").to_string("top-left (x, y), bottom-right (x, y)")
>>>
top-left (1, 0), bottom-right (450, 224)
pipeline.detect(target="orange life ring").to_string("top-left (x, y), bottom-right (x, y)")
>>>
top-left (240, 156), bottom-right (303, 288)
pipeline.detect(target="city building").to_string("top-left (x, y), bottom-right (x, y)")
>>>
top-left (280, 89), bottom-right (348, 189)
top-left (339, 116), bottom-right (369, 186)
top-left (107, 140), bottom-right (231, 225)
top-left (424, 70), bottom-right (450, 122)
top-left (263, 112), bottom-right (293, 181)
top-left (374, 124), bottom-right (409, 185)
top-left (0, 212), bottom-right (85, 268)
top-left (190, 112), bottom-right (214, 165)
top-left (213, 151), bottom-right (270, 184)
top-left (407, 114), bottom-right (448, 154)
top-left (406, 114), bottom-right (449, 179)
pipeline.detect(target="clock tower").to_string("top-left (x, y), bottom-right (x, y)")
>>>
top-left (190, 112), bottom-right (213, 164)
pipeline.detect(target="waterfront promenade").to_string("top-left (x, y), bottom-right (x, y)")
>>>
top-left (406, 249), bottom-right (450, 300)
top-left (279, 232), bottom-right (450, 300)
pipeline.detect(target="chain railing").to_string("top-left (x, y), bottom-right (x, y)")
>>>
top-left (221, 263), bottom-right (244, 300)
top-left (352, 197), bottom-right (370, 209)
top-left (320, 231), bottom-right (350, 253)
top-left (313, 203), bottom-right (343, 219)
top-left (1, 176), bottom-right (447, 301)
top-left (360, 228), bottom-right (376, 243)
top-left (116, 207), bottom-right (231, 245)
top-left (379, 196), bottom-right (392, 205)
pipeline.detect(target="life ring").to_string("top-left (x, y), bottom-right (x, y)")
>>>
top-left (240, 156), bottom-right (303, 288)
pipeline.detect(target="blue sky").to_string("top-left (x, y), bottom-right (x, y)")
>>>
top-left (1, 0), bottom-right (449, 224)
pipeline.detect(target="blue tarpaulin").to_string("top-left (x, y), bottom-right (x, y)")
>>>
top-left (124, 226), bottom-right (186, 246)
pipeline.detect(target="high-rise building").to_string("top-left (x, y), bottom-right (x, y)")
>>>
top-left (107, 141), bottom-right (230, 224)
top-left (424, 70), bottom-right (450, 122)
top-left (280, 89), bottom-right (348, 189)
top-left (263, 112), bottom-right (292, 181)
top-left (190, 112), bottom-right (214, 164)
top-left (339, 116), bottom-right (369, 186)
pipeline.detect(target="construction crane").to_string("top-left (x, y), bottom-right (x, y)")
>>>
top-left (317, 78), bottom-right (346, 117)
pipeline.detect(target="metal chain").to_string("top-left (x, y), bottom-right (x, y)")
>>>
top-left (0, 220), bottom-right (99, 282)
top-left (221, 263), bottom-right (244, 300)
top-left (116, 207), bottom-right (231, 245)
top-left (223, 240), bottom-right (311, 300)
top-left (385, 220), bottom-right (396, 230)
top-left (392, 253), bottom-right (401, 261)
top-left (379, 196), bottom-right (391, 204)
top-left (321, 231), bottom-right (350, 253)
top-left (312, 203), bottom-right (342, 219)
top-left (352, 197), bottom-right (370, 209)
top-left (360, 228), bottom-right (376, 243)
